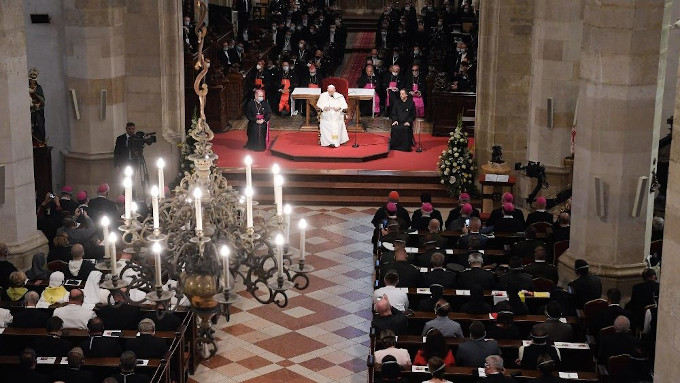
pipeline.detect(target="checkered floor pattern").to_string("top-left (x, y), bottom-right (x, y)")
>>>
top-left (189, 206), bottom-right (377, 383)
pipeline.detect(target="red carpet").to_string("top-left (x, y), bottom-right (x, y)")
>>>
top-left (213, 130), bottom-right (449, 171)
top-left (270, 132), bottom-right (389, 162)
top-left (341, 52), bottom-right (368, 87)
top-left (351, 32), bottom-right (375, 50)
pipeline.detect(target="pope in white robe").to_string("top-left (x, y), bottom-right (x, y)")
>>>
top-left (317, 85), bottom-right (349, 147)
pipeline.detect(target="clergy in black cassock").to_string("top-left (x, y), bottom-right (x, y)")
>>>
top-left (357, 65), bottom-right (381, 116)
top-left (244, 90), bottom-right (272, 152)
top-left (390, 89), bottom-right (416, 152)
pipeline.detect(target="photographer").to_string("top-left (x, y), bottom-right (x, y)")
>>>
top-left (113, 122), bottom-right (138, 169)
top-left (113, 122), bottom-right (156, 196)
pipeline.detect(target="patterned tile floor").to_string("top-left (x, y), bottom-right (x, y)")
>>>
top-left (189, 206), bottom-right (376, 383)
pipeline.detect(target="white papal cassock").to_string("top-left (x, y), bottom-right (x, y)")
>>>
top-left (316, 90), bottom-right (349, 147)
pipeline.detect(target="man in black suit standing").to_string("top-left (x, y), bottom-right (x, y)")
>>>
top-left (236, 0), bottom-right (252, 33)
top-left (113, 122), bottom-right (137, 170)
top-left (626, 268), bottom-right (659, 321)
top-left (125, 319), bottom-right (169, 359)
top-left (525, 196), bottom-right (554, 227)
top-left (87, 183), bottom-right (118, 224)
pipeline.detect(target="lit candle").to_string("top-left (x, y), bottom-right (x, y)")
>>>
top-left (274, 175), bottom-right (284, 216)
top-left (194, 188), bottom-right (203, 233)
top-left (151, 186), bottom-right (159, 230)
top-left (283, 204), bottom-right (292, 243)
top-left (245, 186), bottom-right (254, 228)
top-left (123, 177), bottom-right (132, 219)
top-left (272, 163), bottom-right (280, 175)
top-left (131, 201), bottom-right (138, 215)
top-left (108, 232), bottom-right (117, 276)
top-left (157, 158), bottom-right (166, 198)
top-left (299, 219), bottom-right (307, 261)
top-left (100, 216), bottom-right (110, 260)
top-left (152, 242), bottom-right (162, 288)
top-left (275, 234), bottom-right (284, 277)
top-left (220, 245), bottom-right (230, 290)
top-left (244, 155), bottom-right (253, 190)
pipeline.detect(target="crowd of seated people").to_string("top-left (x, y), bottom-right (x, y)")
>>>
top-left (369, 189), bottom-right (660, 381)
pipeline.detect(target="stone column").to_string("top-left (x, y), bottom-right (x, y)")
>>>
top-left (63, 0), bottom-right (128, 194)
top-left (0, 0), bottom-right (48, 269)
top-left (526, 0), bottom-right (584, 195)
top-left (475, 0), bottom-right (534, 196)
top-left (476, 0), bottom-right (535, 167)
top-left (655, 6), bottom-right (680, 380)
top-left (558, 0), bottom-right (671, 291)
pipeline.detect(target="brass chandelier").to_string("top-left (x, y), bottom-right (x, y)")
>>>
top-left (94, 1), bottom-right (312, 358)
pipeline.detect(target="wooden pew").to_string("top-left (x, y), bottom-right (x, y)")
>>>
top-left (371, 365), bottom-right (598, 383)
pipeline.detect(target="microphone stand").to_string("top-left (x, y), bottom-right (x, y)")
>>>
top-left (416, 122), bottom-right (424, 152)
top-left (352, 129), bottom-right (359, 148)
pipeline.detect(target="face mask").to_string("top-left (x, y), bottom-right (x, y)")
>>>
top-left (184, 21), bottom-right (190, 26)
top-left (310, 71), bottom-right (316, 75)
top-left (223, 48), bottom-right (229, 52)
top-left (428, 6), bottom-right (433, 10)
top-left (319, 18), bottom-right (324, 22)
top-left (438, 22), bottom-right (443, 27)
top-left (283, 66), bottom-right (289, 71)
top-left (299, 44), bottom-right (304, 49)
top-left (256, 64), bottom-right (262, 70)
top-left (392, 71), bottom-right (398, 76)
top-left (237, 46), bottom-right (243, 51)
top-left (286, 35), bottom-right (291, 39)
top-left (414, 50), bottom-right (419, 55)
top-left (330, 28), bottom-right (336, 32)
top-left (272, 26), bottom-right (277, 30)
top-left (297, 25), bottom-right (302, 30)
top-left (257, 96), bottom-right (264, 102)
top-left (405, 6), bottom-right (410, 10)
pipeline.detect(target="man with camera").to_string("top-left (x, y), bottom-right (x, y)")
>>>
top-left (113, 122), bottom-right (156, 197)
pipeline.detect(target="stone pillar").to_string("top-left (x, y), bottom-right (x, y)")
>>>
top-left (558, 0), bottom-right (671, 291)
top-left (655, 8), bottom-right (680, 381)
top-left (0, 0), bottom-right (48, 269)
top-left (63, 0), bottom-right (128, 194)
top-left (475, 0), bottom-right (534, 197)
top-left (526, 0), bottom-right (584, 195)
top-left (124, 0), bottom-right (183, 189)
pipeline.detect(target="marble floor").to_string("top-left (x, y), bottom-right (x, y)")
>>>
top-left (189, 206), bottom-right (377, 383)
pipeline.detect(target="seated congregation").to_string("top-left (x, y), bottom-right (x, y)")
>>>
top-left (368, 190), bottom-right (659, 383)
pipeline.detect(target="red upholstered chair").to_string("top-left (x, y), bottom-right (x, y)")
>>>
top-left (321, 77), bottom-right (349, 101)
top-left (552, 240), bottom-right (569, 265)
top-left (584, 298), bottom-right (608, 331)
top-left (607, 354), bottom-right (632, 382)
top-left (530, 222), bottom-right (552, 235)
top-left (532, 277), bottom-right (555, 292)
top-left (47, 260), bottom-right (68, 274)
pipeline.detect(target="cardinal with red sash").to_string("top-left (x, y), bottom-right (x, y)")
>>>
top-left (274, 61), bottom-right (295, 115)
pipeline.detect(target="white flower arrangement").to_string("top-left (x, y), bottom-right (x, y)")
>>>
top-left (436, 116), bottom-right (476, 197)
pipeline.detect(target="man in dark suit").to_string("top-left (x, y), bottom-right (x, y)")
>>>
top-left (552, 212), bottom-right (571, 242)
top-left (525, 197), bottom-right (554, 227)
top-left (78, 317), bottom-right (122, 357)
top-left (532, 301), bottom-right (573, 343)
top-left (142, 303), bottom-right (181, 332)
top-left (476, 355), bottom-right (517, 383)
top-left (51, 347), bottom-right (94, 383)
top-left (11, 291), bottom-right (50, 329)
top-left (519, 328), bottom-right (561, 370)
top-left (456, 321), bottom-right (502, 367)
top-left (511, 226), bottom-right (550, 262)
top-left (421, 252), bottom-right (456, 288)
top-left (598, 315), bottom-right (640, 363)
top-left (87, 183), bottom-right (118, 224)
top-left (568, 259), bottom-right (602, 309)
top-left (524, 246), bottom-right (559, 284)
top-left (591, 288), bottom-right (634, 339)
top-left (235, 0), bottom-right (252, 33)
top-left (457, 252), bottom-right (496, 290)
top-left (493, 203), bottom-right (525, 233)
top-left (32, 316), bottom-right (73, 357)
top-left (457, 217), bottom-right (488, 250)
top-left (379, 248), bottom-right (421, 287)
top-left (625, 268), bottom-right (659, 319)
top-left (113, 122), bottom-right (137, 170)
top-left (96, 292), bottom-right (141, 331)
top-left (7, 348), bottom-right (50, 383)
top-left (125, 318), bottom-right (169, 359)
top-left (108, 351), bottom-right (151, 383)
top-left (445, 192), bottom-right (480, 229)
top-left (497, 256), bottom-right (534, 291)
top-left (372, 295), bottom-right (408, 335)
